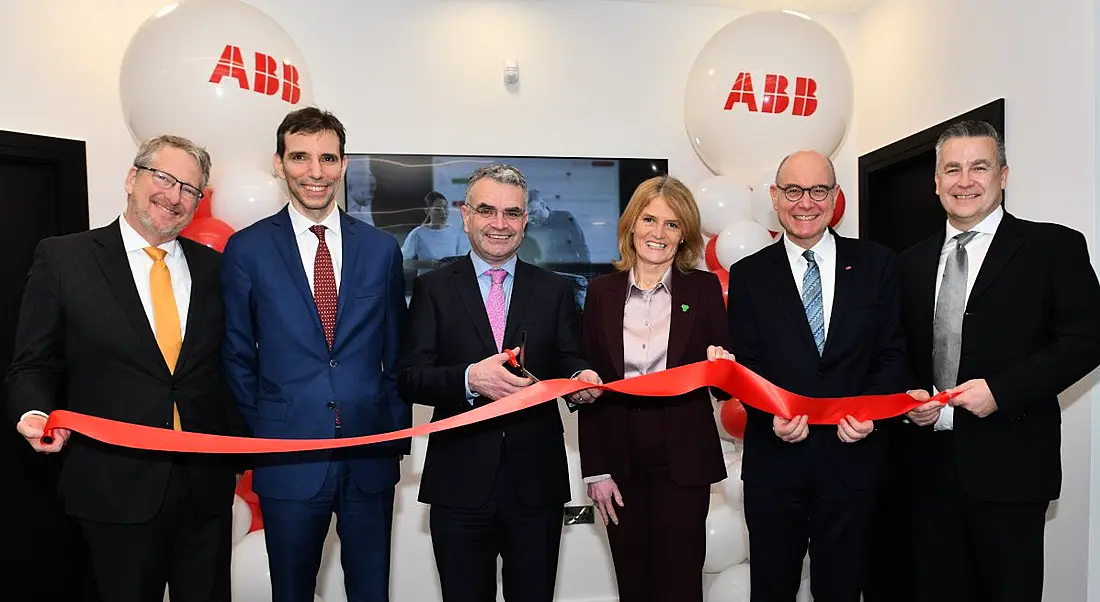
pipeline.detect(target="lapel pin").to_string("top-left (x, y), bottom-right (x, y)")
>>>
top-left (681, 304), bottom-right (689, 312)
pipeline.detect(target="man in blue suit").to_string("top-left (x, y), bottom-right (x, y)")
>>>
top-left (222, 107), bottom-right (409, 602)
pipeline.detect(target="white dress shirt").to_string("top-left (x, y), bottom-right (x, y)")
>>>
top-left (932, 206), bottom-right (1004, 430)
top-left (23, 216), bottom-right (192, 422)
top-left (783, 229), bottom-right (837, 342)
top-left (287, 204), bottom-right (343, 293)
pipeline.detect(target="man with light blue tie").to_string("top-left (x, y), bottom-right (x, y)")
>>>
top-left (726, 150), bottom-right (908, 602)
top-left (397, 164), bottom-right (601, 602)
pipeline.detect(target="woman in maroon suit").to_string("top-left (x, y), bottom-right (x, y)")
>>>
top-left (578, 175), bottom-right (733, 602)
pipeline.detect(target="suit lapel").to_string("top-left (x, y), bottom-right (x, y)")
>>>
top-left (667, 268), bottom-right (696, 368)
top-left (90, 222), bottom-right (168, 375)
top-left (502, 260), bottom-right (534, 351)
top-left (824, 233), bottom-right (853, 358)
top-left (601, 272), bottom-right (629, 380)
top-left (454, 256), bottom-right (497, 355)
top-left (173, 239), bottom-right (209, 376)
top-left (968, 212), bottom-right (1023, 308)
top-left (335, 211), bottom-right (361, 334)
top-left (764, 240), bottom-right (818, 353)
top-left (270, 207), bottom-right (324, 337)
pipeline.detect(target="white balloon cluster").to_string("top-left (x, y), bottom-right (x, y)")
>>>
top-left (119, 0), bottom-right (313, 232)
top-left (686, 11), bottom-right (855, 601)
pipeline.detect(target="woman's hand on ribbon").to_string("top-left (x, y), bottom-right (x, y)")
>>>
top-left (774, 415), bottom-right (809, 443)
top-left (587, 478), bottom-right (624, 526)
top-left (568, 370), bottom-right (603, 404)
top-left (706, 345), bottom-right (735, 362)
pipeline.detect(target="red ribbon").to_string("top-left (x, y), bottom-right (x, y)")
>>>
top-left (40, 360), bottom-right (949, 454)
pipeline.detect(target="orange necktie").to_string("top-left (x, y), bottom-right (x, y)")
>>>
top-left (144, 247), bottom-right (182, 431)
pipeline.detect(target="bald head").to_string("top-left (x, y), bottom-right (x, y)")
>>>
top-left (775, 150), bottom-right (836, 187)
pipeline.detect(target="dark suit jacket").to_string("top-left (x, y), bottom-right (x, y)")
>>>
top-left (396, 255), bottom-right (589, 508)
top-left (578, 268), bottom-right (729, 487)
top-left (899, 212), bottom-right (1100, 503)
top-left (5, 221), bottom-right (246, 524)
top-left (727, 233), bottom-right (907, 491)
top-left (222, 207), bottom-right (409, 501)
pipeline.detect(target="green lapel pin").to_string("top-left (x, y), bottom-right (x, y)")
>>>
top-left (681, 304), bottom-right (689, 312)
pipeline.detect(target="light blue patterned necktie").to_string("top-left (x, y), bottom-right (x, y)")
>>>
top-left (802, 249), bottom-right (825, 355)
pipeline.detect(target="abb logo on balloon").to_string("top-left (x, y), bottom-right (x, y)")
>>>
top-left (208, 44), bottom-right (303, 104)
top-left (723, 73), bottom-right (818, 117)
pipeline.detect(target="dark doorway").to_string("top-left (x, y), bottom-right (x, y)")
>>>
top-left (858, 98), bottom-right (1005, 253)
top-left (0, 130), bottom-right (94, 600)
top-left (857, 99), bottom-right (1005, 602)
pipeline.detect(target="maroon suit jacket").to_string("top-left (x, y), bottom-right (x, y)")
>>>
top-left (578, 267), bottom-right (730, 487)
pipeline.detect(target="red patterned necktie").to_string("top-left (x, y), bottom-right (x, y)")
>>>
top-left (486, 268), bottom-right (507, 351)
top-left (310, 225), bottom-right (337, 349)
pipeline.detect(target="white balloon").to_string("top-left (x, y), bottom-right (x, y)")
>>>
top-left (750, 172), bottom-right (783, 235)
top-left (231, 531), bottom-right (272, 602)
top-left (703, 494), bottom-right (750, 573)
top-left (232, 494), bottom-right (252, 545)
top-left (706, 562), bottom-right (751, 602)
top-left (714, 221), bottom-right (775, 268)
top-left (796, 578), bottom-right (812, 602)
top-left (720, 457), bottom-right (744, 507)
top-left (120, 0), bottom-right (314, 165)
top-left (694, 176), bottom-right (753, 237)
top-left (210, 165), bottom-right (286, 230)
top-left (685, 11), bottom-right (854, 185)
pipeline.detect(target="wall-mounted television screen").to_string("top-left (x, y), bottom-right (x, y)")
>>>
top-left (343, 154), bottom-right (669, 306)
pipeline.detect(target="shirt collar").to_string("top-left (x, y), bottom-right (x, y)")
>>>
top-left (944, 205), bottom-right (1003, 247)
top-left (627, 265), bottom-right (673, 298)
top-left (783, 228), bottom-right (835, 265)
top-left (470, 251), bottom-right (518, 279)
top-left (118, 214), bottom-right (180, 256)
top-left (288, 203), bottom-right (343, 239)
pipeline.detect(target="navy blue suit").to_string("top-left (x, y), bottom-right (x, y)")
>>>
top-left (222, 206), bottom-right (409, 602)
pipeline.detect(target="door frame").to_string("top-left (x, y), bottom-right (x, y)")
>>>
top-left (0, 129), bottom-right (89, 235)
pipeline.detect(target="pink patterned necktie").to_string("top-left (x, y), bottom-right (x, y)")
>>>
top-left (486, 268), bottom-right (507, 351)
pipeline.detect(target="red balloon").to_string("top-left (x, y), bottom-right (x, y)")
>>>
top-left (180, 217), bottom-right (234, 252)
top-left (705, 235), bottom-right (723, 272)
top-left (194, 187), bottom-right (213, 219)
top-left (720, 399), bottom-right (747, 439)
top-left (713, 267), bottom-right (729, 307)
top-left (829, 187), bottom-right (846, 228)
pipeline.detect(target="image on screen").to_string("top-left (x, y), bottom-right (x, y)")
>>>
top-left (343, 154), bottom-right (669, 307)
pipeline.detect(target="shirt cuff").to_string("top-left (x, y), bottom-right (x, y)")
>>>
top-left (20, 410), bottom-right (49, 422)
top-left (464, 365), bottom-right (476, 405)
top-left (583, 474), bottom-right (612, 484)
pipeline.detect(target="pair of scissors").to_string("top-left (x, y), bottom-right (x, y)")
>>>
top-left (504, 331), bottom-right (539, 383)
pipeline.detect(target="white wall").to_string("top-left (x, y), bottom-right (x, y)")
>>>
top-left (856, 1), bottom-right (1098, 600)
top-left (0, 1), bottom-right (861, 601)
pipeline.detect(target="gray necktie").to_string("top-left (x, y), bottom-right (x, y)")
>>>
top-left (933, 231), bottom-right (978, 392)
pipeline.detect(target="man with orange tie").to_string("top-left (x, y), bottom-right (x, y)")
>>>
top-left (222, 107), bottom-right (410, 602)
top-left (6, 134), bottom-right (247, 602)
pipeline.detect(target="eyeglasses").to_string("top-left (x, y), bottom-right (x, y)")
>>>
top-left (777, 183), bottom-right (836, 203)
top-left (135, 165), bottom-right (204, 203)
top-left (466, 203), bottom-right (527, 221)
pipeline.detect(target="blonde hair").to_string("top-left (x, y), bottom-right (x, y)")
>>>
top-left (613, 175), bottom-right (703, 273)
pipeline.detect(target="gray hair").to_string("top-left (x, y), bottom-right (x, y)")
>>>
top-left (465, 164), bottom-right (528, 206)
top-left (133, 134), bottom-right (212, 191)
top-left (935, 120), bottom-right (1006, 170)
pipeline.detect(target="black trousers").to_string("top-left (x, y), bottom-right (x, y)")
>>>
top-left (605, 406), bottom-right (711, 602)
top-left (912, 432), bottom-right (1048, 602)
top-left (429, 459), bottom-right (563, 602)
top-left (79, 461), bottom-right (232, 602)
top-left (743, 440), bottom-right (876, 602)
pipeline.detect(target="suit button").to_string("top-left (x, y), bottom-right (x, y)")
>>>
top-left (326, 400), bottom-right (336, 409)
top-left (329, 359), bottom-right (338, 368)
top-left (170, 384), bottom-right (178, 391)
top-left (817, 372), bottom-right (825, 378)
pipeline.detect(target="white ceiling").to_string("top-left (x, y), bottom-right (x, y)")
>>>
top-left (608, 0), bottom-right (877, 12)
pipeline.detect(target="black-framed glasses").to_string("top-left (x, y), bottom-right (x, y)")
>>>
top-left (777, 183), bottom-right (835, 203)
top-left (466, 203), bottom-right (526, 221)
top-left (134, 165), bottom-right (204, 203)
